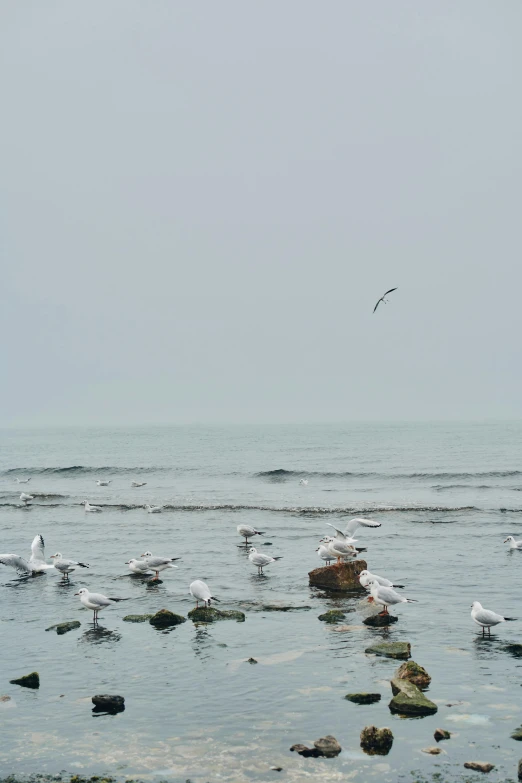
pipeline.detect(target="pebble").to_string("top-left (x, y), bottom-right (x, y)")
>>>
top-left (422, 746), bottom-right (442, 755)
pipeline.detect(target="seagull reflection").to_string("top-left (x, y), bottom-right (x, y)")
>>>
top-left (192, 626), bottom-right (213, 660)
top-left (80, 626), bottom-right (122, 645)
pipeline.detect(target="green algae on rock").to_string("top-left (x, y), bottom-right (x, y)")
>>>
top-left (260, 605), bottom-right (311, 612)
top-left (345, 692), bottom-right (381, 704)
top-left (395, 660), bottom-right (431, 689)
top-left (318, 609), bottom-right (347, 623)
top-left (123, 614), bottom-right (153, 623)
top-left (45, 621), bottom-right (81, 635)
top-left (149, 609), bottom-right (186, 627)
top-left (360, 725), bottom-right (393, 755)
top-left (9, 672), bottom-right (39, 689)
top-left (389, 678), bottom-right (437, 716)
top-left (365, 641), bottom-right (411, 660)
top-left (188, 607), bottom-right (245, 622)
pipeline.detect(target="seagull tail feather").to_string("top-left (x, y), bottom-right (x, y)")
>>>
top-left (505, 617), bottom-right (517, 621)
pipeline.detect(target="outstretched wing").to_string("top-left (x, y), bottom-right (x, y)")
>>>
top-left (373, 298), bottom-right (383, 313)
top-left (30, 534), bottom-right (45, 563)
top-left (325, 522), bottom-right (346, 540)
top-left (0, 554), bottom-right (32, 574)
top-left (344, 517), bottom-right (381, 536)
top-left (383, 287), bottom-right (398, 297)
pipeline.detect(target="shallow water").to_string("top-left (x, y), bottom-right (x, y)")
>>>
top-left (1, 422), bottom-right (522, 782)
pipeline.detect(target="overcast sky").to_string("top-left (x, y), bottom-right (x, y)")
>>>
top-left (1, 1), bottom-right (521, 426)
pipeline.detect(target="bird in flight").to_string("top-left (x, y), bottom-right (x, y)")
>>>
top-left (373, 287), bottom-right (398, 313)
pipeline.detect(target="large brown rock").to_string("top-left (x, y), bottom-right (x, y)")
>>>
top-left (395, 660), bottom-right (431, 689)
top-left (309, 559), bottom-right (367, 591)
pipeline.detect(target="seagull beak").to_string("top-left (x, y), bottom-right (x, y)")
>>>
top-left (74, 592), bottom-right (79, 596)
top-left (504, 539), bottom-right (509, 543)
top-left (125, 561), bottom-right (130, 564)
top-left (50, 555), bottom-right (55, 559)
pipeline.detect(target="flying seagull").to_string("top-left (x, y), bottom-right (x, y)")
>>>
top-left (373, 287), bottom-right (398, 313)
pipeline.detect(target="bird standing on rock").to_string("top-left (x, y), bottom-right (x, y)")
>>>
top-left (367, 579), bottom-right (417, 615)
top-left (125, 558), bottom-right (152, 575)
top-left (140, 551), bottom-right (179, 580)
top-left (237, 525), bottom-right (265, 545)
top-left (189, 580), bottom-right (220, 608)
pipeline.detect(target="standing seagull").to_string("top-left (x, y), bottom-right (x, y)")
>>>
top-left (189, 580), bottom-right (220, 608)
top-left (0, 534), bottom-right (54, 576)
top-left (471, 601), bottom-right (516, 637)
top-left (237, 524), bottom-right (265, 545)
top-left (50, 553), bottom-right (90, 581)
top-left (248, 547), bottom-right (282, 575)
top-left (140, 551), bottom-right (179, 581)
top-left (373, 287), bottom-right (398, 313)
top-left (20, 492), bottom-right (34, 506)
top-left (367, 579), bottom-right (417, 615)
top-left (125, 558), bottom-right (152, 575)
top-left (74, 588), bottom-right (125, 624)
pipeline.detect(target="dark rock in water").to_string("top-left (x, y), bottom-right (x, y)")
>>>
top-left (511, 726), bottom-right (522, 741)
top-left (45, 621), bottom-right (81, 635)
top-left (518, 758), bottom-right (522, 781)
top-left (365, 641), bottom-right (411, 660)
top-left (92, 694), bottom-right (125, 714)
top-left (10, 671), bottom-right (39, 689)
top-left (389, 678), bottom-right (437, 716)
top-left (188, 607), bottom-right (245, 623)
top-left (309, 559), bottom-right (367, 591)
top-left (395, 660), bottom-right (431, 689)
top-left (261, 605), bottom-right (311, 612)
top-left (318, 610), bottom-right (347, 623)
top-left (290, 743), bottom-right (320, 757)
top-left (263, 542), bottom-right (273, 546)
top-left (345, 692), bottom-right (381, 705)
top-left (123, 614), bottom-right (153, 623)
top-left (463, 762), bottom-right (495, 773)
top-left (505, 643), bottom-right (522, 658)
top-left (247, 657), bottom-right (258, 664)
top-left (313, 736), bottom-right (342, 757)
top-left (434, 728), bottom-right (451, 742)
top-left (360, 725), bottom-right (393, 755)
top-left (149, 609), bottom-right (186, 627)
top-left (363, 613), bottom-right (399, 627)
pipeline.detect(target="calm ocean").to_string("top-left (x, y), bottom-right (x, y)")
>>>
top-left (1, 422), bottom-right (521, 782)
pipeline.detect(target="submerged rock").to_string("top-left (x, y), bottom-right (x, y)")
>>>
top-left (434, 728), bottom-right (451, 742)
top-left (9, 671), bottom-right (39, 689)
top-left (45, 621), bottom-right (81, 635)
top-left (318, 610), bottom-right (347, 623)
top-left (363, 613), bottom-right (398, 627)
top-left (92, 694), bottom-right (125, 714)
top-left (511, 726), bottom-right (522, 741)
top-left (290, 743), bottom-right (319, 757)
top-left (365, 641), bottom-right (411, 660)
top-left (313, 736), bottom-right (342, 757)
top-left (505, 643), bottom-right (522, 658)
top-left (123, 614), bottom-right (154, 622)
top-left (360, 725), bottom-right (394, 755)
top-left (309, 559), bottom-right (367, 591)
top-left (261, 605), bottom-right (311, 612)
top-left (247, 657), bottom-right (258, 664)
top-left (395, 660), bottom-right (431, 689)
top-left (345, 692), bottom-right (381, 705)
top-left (149, 609), bottom-right (186, 627)
top-left (464, 762), bottom-right (495, 773)
top-left (188, 607), bottom-right (245, 622)
top-left (389, 678), bottom-right (437, 716)
top-left (422, 746), bottom-right (442, 755)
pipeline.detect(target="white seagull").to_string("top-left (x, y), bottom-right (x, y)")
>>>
top-left (125, 558), bottom-right (152, 575)
top-left (248, 547), bottom-right (282, 574)
top-left (237, 524), bottom-right (265, 545)
top-left (82, 501), bottom-right (101, 512)
top-left (75, 587), bottom-right (124, 624)
top-left (358, 569), bottom-right (404, 590)
top-left (323, 524), bottom-right (358, 564)
top-left (95, 480), bottom-right (111, 487)
top-left (144, 504), bottom-right (162, 514)
top-left (15, 478), bottom-right (31, 484)
top-left (0, 534), bottom-right (54, 576)
top-left (367, 578), bottom-right (417, 615)
top-left (189, 579), bottom-right (220, 608)
top-left (471, 601), bottom-right (516, 637)
top-left (20, 492), bottom-right (34, 505)
top-left (299, 479), bottom-right (309, 486)
top-left (50, 553), bottom-right (90, 580)
top-left (504, 536), bottom-right (522, 550)
top-left (316, 544), bottom-right (334, 565)
top-left (140, 551), bottom-right (179, 580)
top-left (343, 517), bottom-right (381, 537)
top-left (131, 481), bottom-right (147, 487)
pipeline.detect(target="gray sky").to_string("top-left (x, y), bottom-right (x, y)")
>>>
top-left (1, 1), bottom-right (521, 426)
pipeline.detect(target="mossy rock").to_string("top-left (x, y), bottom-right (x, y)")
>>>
top-left (261, 605), bottom-right (311, 612)
top-left (395, 660), bottom-right (431, 689)
top-left (318, 609), bottom-right (347, 623)
top-left (345, 692), bottom-right (381, 705)
top-left (9, 671), bottom-right (39, 689)
top-left (510, 725), bottom-right (522, 740)
top-left (123, 614), bottom-right (154, 623)
top-left (363, 613), bottom-right (398, 627)
top-left (360, 725), bottom-right (393, 755)
top-left (188, 607), bottom-right (245, 623)
top-left (365, 641), bottom-right (411, 660)
top-left (149, 609), bottom-right (186, 627)
top-left (434, 728), bottom-right (451, 741)
top-left (389, 678), bottom-right (437, 716)
top-left (45, 621), bottom-right (81, 635)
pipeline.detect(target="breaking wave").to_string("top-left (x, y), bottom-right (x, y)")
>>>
top-left (256, 468), bottom-right (522, 481)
